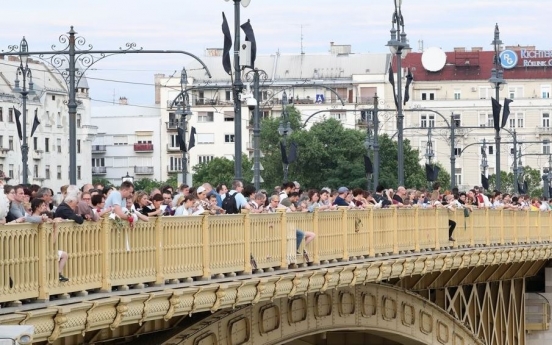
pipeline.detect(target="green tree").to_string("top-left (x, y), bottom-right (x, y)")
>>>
top-left (92, 177), bottom-right (111, 188)
top-left (192, 155), bottom-right (253, 188)
top-left (488, 166), bottom-right (542, 196)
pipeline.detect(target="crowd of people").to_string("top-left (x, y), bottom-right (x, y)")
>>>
top-left (1, 177), bottom-right (551, 282)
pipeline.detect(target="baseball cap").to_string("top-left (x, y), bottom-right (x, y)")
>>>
top-left (196, 186), bottom-right (206, 194)
top-left (337, 187), bottom-right (349, 194)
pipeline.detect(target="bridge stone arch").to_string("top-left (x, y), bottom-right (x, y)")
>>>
top-left (162, 283), bottom-right (482, 345)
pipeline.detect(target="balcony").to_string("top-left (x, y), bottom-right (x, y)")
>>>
top-left (32, 150), bottom-right (43, 160)
top-left (0, 148), bottom-right (9, 158)
top-left (536, 126), bottom-right (552, 137)
top-left (246, 142), bottom-right (254, 151)
top-left (134, 143), bottom-right (154, 152)
top-left (91, 145), bottom-right (106, 153)
top-left (167, 144), bottom-right (181, 152)
top-left (134, 166), bottom-right (154, 175)
top-left (166, 121), bottom-right (179, 130)
top-left (92, 166), bottom-right (107, 175)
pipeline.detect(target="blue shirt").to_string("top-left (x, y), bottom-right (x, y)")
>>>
top-left (104, 191), bottom-right (124, 209)
top-left (228, 190), bottom-right (247, 209)
top-left (333, 196), bottom-right (349, 207)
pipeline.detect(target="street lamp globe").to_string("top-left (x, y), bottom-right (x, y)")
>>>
top-left (122, 172), bottom-right (134, 184)
top-left (224, 0), bottom-right (251, 7)
top-left (19, 37), bottom-right (29, 65)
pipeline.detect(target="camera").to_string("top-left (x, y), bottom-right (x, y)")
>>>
top-left (239, 88), bottom-right (257, 110)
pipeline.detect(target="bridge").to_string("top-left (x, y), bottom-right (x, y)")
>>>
top-left (1, 207), bottom-right (551, 345)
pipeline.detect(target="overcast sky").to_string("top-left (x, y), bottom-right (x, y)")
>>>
top-left (0, 0), bottom-right (547, 106)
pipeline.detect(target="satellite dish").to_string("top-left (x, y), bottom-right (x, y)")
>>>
top-left (421, 47), bottom-right (447, 72)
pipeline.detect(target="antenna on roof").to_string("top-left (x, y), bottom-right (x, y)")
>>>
top-left (418, 40), bottom-right (424, 52)
top-left (294, 24), bottom-right (310, 55)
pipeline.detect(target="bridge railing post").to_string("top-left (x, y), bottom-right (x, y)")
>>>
top-left (201, 213), bottom-right (211, 279)
top-left (243, 211), bottom-right (252, 274)
top-left (485, 208), bottom-right (490, 247)
top-left (278, 209), bottom-right (288, 269)
top-left (393, 207), bottom-right (399, 254)
top-left (100, 216), bottom-right (112, 292)
top-left (525, 210), bottom-right (530, 244)
top-left (369, 208), bottom-right (375, 257)
top-left (414, 207), bottom-right (420, 253)
top-left (37, 223), bottom-right (49, 301)
top-left (499, 209), bottom-right (504, 245)
top-left (469, 209), bottom-right (475, 248)
top-left (434, 207), bottom-right (440, 250)
top-left (312, 209), bottom-right (320, 265)
top-left (339, 206), bottom-right (349, 261)
top-left (154, 217), bottom-right (164, 286)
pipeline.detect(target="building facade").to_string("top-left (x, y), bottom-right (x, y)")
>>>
top-left (0, 56), bottom-right (94, 193)
top-left (90, 100), bottom-right (162, 186)
top-left (390, 46), bottom-right (552, 190)
top-left (155, 44), bottom-right (389, 184)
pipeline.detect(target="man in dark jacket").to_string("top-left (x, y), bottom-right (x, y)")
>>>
top-left (54, 194), bottom-right (84, 224)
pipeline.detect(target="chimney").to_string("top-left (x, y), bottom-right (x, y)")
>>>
top-left (471, 47), bottom-right (483, 52)
top-left (454, 47), bottom-right (465, 52)
top-left (205, 48), bottom-right (223, 56)
top-left (154, 73), bottom-right (165, 105)
top-left (119, 97), bottom-right (128, 105)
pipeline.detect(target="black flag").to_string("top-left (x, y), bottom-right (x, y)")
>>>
top-left (364, 155), bottom-right (373, 174)
top-left (481, 174), bottom-right (489, 190)
top-left (177, 127), bottom-right (186, 152)
top-left (188, 126), bottom-right (196, 151)
top-left (425, 164), bottom-right (439, 182)
top-left (30, 109), bottom-right (40, 137)
top-left (403, 68), bottom-right (413, 105)
top-left (240, 20), bottom-right (257, 68)
top-left (388, 63), bottom-right (399, 109)
top-left (501, 98), bottom-right (513, 129)
top-left (517, 182), bottom-right (524, 194)
top-left (221, 13), bottom-right (233, 75)
top-left (491, 97), bottom-right (502, 131)
top-left (280, 141), bottom-right (288, 165)
top-left (523, 180), bottom-right (528, 195)
top-left (14, 108), bottom-right (22, 141)
top-left (287, 142), bottom-right (298, 163)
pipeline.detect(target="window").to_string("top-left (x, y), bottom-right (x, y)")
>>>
top-left (421, 92), bottom-right (435, 100)
top-left (8, 136), bottom-right (13, 150)
top-left (57, 112), bottom-right (61, 127)
top-left (169, 134), bottom-right (179, 148)
top-left (541, 85), bottom-right (551, 99)
top-left (9, 164), bottom-right (14, 178)
top-left (34, 165), bottom-right (38, 178)
top-left (0, 164), bottom-right (3, 174)
top-left (479, 113), bottom-right (493, 127)
top-left (428, 115), bottom-right (435, 127)
top-left (455, 168), bottom-right (462, 186)
top-left (45, 138), bottom-right (50, 152)
top-left (330, 112), bottom-right (346, 121)
top-left (32, 137), bottom-right (37, 150)
top-left (57, 165), bottom-right (62, 180)
top-left (77, 140), bottom-right (81, 153)
top-left (508, 86), bottom-right (523, 99)
top-left (544, 142), bottom-right (551, 154)
top-left (508, 112), bottom-right (525, 128)
top-left (52, 95), bottom-right (55, 101)
top-left (454, 90), bottom-right (461, 100)
top-left (224, 111), bottom-right (234, 122)
top-left (0, 107), bottom-right (3, 121)
top-left (76, 113), bottom-right (81, 128)
top-left (198, 111), bottom-right (214, 122)
top-left (225, 90), bottom-right (231, 101)
top-left (420, 114), bottom-right (435, 128)
top-left (479, 87), bottom-right (491, 99)
top-left (199, 155), bottom-right (214, 164)
top-left (453, 114), bottom-right (461, 127)
top-left (198, 91), bottom-right (204, 104)
top-left (198, 133), bottom-right (215, 144)
top-left (77, 166), bottom-right (81, 180)
top-left (420, 115), bottom-right (427, 128)
top-left (543, 113), bottom-right (550, 128)
top-left (262, 91), bottom-right (268, 101)
top-left (92, 158), bottom-right (105, 167)
top-left (113, 135), bottom-right (128, 145)
top-left (261, 110), bottom-right (270, 119)
top-left (454, 147), bottom-right (462, 157)
top-left (0, 135), bottom-right (3, 148)
top-left (488, 145), bottom-right (494, 155)
top-left (8, 108), bottom-right (13, 122)
top-left (57, 138), bottom-right (62, 153)
top-left (169, 156), bottom-right (182, 171)
top-left (224, 134), bottom-right (235, 143)
top-left (45, 165), bottom-right (50, 180)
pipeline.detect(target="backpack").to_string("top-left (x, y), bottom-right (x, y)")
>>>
top-left (222, 192), bottom-right (240, 214)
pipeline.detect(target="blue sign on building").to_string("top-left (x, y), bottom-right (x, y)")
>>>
top-left (315, 94), bottom-right (325, 103)
top-left (500, 50), bottom-right (518, 69)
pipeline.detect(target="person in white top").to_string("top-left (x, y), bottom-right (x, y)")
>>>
top-left (279, 182), bottom-right (294, 201)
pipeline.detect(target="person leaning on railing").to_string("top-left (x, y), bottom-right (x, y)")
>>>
top-left (103, 181), bottom-right (135, 225)
top-left (54, 194), bottom-right (85, 224)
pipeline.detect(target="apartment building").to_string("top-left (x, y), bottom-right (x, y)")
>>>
top-left (388, 46), bottom-right (552, 189)
top-left (0, 56), bottom-right (94, 192)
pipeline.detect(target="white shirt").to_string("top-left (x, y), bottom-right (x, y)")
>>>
top-left (279, 191), bottom-right (288, 202)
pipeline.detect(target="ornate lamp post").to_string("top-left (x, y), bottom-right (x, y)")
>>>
top-left (245, 68), bottom-right (267, 190)
top-left (386, 0), bottom-right (410, 186)
top-left (173, 67), bottom-right (193, 185)
top-left (13, 37), bottom-right (35, 185)
top-left (121, 172), bottom-right (134, 184)
top-left (489, 23), bottom-right (507, 191)
top-left (278, 91), bottom-right (292, 182)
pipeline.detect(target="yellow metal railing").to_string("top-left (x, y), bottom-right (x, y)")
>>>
top-left (1, 207), bottom-right (551, 305)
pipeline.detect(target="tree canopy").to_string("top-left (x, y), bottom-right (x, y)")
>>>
top-left (192, 106), bottom-right (450, 191)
